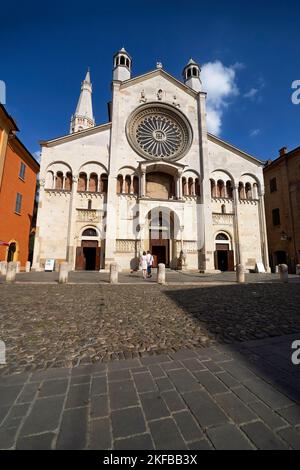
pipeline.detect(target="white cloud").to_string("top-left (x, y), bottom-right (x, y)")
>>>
top-left (201, 61), bottom-right (239, 135)
top-left (244, 88), bottom-right (259, 99)
top-left (249, 129), bottom-right (260, 137)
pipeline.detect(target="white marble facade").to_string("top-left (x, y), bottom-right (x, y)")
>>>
top-left (33, 50), bottom-right (269, 272)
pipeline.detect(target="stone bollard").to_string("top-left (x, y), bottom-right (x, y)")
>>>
top-left (296, 265), bottom-right (300, 276)
top-left (109, 263), bottom-right (118, 284)
top-left (16, 261), bottom-right (21, 273)
top-left (6, 262), bottom-right (17, 283)
top-left (25, 261), bottom-right (31, 273)
top-left (275, 265), bottom-right (279, 274)
top-left (236, 264), bottom-right (245, 283)
top-left (157, 263), bottom-right (166, 285)
top-left (0, 261), bottom-right (8, 276)
top-left (58, 262), bottom-right (69, 284)
top-left (279, 264), bottom-right (289, 283)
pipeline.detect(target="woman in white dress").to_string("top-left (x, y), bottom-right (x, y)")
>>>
top-left (140, 251), bottom-right (148, 279)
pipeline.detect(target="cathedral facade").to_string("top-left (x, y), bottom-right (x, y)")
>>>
top-left (33, 49), bottom-right (269, 273)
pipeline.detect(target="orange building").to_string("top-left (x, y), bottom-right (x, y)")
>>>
top-left (0, 104), bottom-right (39, 266)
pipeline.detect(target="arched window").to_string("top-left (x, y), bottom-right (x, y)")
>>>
top-left (46, 171), bottom-right (54, 189)
top-left (245, 182), bottom-right (252, 200)
top-left (55, 172), bottom-right (64, 190)
top-left (226, 181), bottom-right (233, 199)
top-left (188, 178), bottom-right (194, 196)
top-left (182, 177), bottom-right (187, 196)
top-left (217, 180), bottom-right (225, 198)
top-left (125, 175), bottom-right (131, 194)
top-left (88, 200), bottom-right (92, 210)
top-left (117, 175), bottom-right (123, 193)
top-left (192, 67), bottom-right (198, 77)
top-left (210, 179), bottom-right (216, 197)
top-left (216, 233), bottom-right (229, 241)
top-left (65, 172), bottom-right (72, 191)
top-left (221, 204), bottom-right (226, 214)
top-left (126, 58), bottom-right (130, 67)
top-left (187, 68), bottom-right (192, 78)
top-left (78, 173), bottom-right (87, 192)
top-left (133, 176), bottom-right (139, 195)
top-left (253, 183), bottom-right (258, 199)
top-left (120, 55), bottom-right (125, 65)
top-left (82, 228), bottom-right (97, 237)
top-left (100, 174), bottom-right (108, 193)
top-left (238, 182), bottom-right (245, 199)
top-left (89, 173), bottom-right (98, 192)
top-left (195, 178), bottom-right (201, 196)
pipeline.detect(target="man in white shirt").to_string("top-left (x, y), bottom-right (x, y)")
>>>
top-left (146, 251), bottom-right (154, 278)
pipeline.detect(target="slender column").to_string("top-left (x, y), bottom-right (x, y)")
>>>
top-left (140, 168), bottom-right (146, 198)
top-left (66, 175), bottom-right (78, 268)
top-left (258, 189), bottom-right (270, 271)
top-left (233, 184), bottom-right (241, 265)
top-left (129, 176), bottom-right (134, 194)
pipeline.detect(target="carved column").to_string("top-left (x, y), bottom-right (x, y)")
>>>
top-left (140, 167), bottom-right (146, 198)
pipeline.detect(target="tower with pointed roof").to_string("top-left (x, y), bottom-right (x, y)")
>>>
top-left (113, 47), bottom-right (132, 82)
top-left (183, 58), bottom-right (202, 92)
top-left (70, 70), bottom-right (95, 133)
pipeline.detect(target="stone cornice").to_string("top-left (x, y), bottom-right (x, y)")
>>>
top-left (40, 122), bottom-right (111, 147)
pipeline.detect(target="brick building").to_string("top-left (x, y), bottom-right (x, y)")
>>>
top-left (264, 146), bottom-right (300, 272)
top-left (0, 104), bottom-right (39, 266)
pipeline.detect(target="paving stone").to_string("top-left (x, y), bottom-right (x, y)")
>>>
top-left (204, 360), bottom-right (223, 373)
top-left (20, 395), bottom-right (65, 436)
top-left (148, 364), bottom-right (166, 378)
top-left (0, 427), bottom-right (18, 449)
top-left (172, 349), bottom-right (199, 360)
top-left (249, 401), bottom-right (287, 429)
top-left (108, 370), bottom-right (131, 382)
top-left (188, 439), bottom-right (213, 450)
top-left (0, 384), bottom-right (23, 406)
top-left (183, 390), bottom-right (228, 428)
top-left (56, 407), bottom-right (87, 450)
top-left (133, 372), bottom-right (157, 393)
top-left (173, 410), bottom-right (203, 442)
top-left (161, 361), bottom-right (183, 371)
top-left (215, 371), bottom-right (240, 388)
top-left (277, 405), bottom-right (300, 425)
top-left (232, 386), bottom-right (259, 404)
top-left (156, 377), bottom-right (174, 392)
top-left (0, 373), bottom-right (29, 386)
top-left (140, 391), bottom-right (170, 420)
top-left (16, 432), bottom-right (55, 450)
top-left (0, 405), bottom-right (10, 424)
top-left (39, 379), bottom-right (69, 397)
top-left (214, 392), bottom-right (257, 424)
top-left (70, 375), bottom-right (91, 385)
top-left (91, 376), bottom-right (107, 395)
top-left (221, 362), bottom-right (256, 383)
top-left (207, 423), bottom-right (253, 450)
top-left (194, 370), bottom-right (228, 395)
top-left (161, 390), bottom-right (187, 412)
top-left (90, 394), bottom-right (108, 418)
top-left (180, 358), bottom-right (207, 372)
top-left (111, 407), bottom-right (146, 439)
top-left (65, 383), bottom-right (90, 409)
top-left (244, 378), bottom-right (293, 409)
top-left (108, 359), bottom-right (141, 371)
top-left (149, 418), bottom-right (187, 450)
top-left (167, 369), bottom-right (200, 393)
top-left (30, 368), bottom-right (69, 382)
top-left (241, 421), bottom-right (288, 450)
top-left (277, 427), bottom-right (300, 450)
top-left (114, 433), bottom-right (154, 450)
top-left (109, 380), bottom-right (138, 410)
top-left (1, 415), bottom-right (23, 429)
top-left (16, 382), bottom-right (40, 403)
top-left (5, 403), bottom-right (29, 419)
top-left (141, 355), bottom-right (171, 366)
top-left (89, 417), bottom-right (111, 450)
top-left (130, 367), bottom-right (148, 374)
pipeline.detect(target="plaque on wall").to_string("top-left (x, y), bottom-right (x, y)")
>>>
top-left (45, 259), bottom-right (55, 272)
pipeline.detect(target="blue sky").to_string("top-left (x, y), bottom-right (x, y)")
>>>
top-left (1, 0), bottom-right (299, 161)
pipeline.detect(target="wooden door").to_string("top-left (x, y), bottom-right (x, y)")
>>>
top-left (95, 247), bottom-right (101, 270)
top-left (75, 247), bottom-right (85, 270)
top-left (227, 250), bottom-right (234, 271)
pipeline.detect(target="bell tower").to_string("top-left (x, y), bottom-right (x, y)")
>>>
top-left (113, 47), bottom-right (132, 82)
top-left (183, 58), bottom-right (202, 92)
top-left (70, 69), bottom-right (95, 133)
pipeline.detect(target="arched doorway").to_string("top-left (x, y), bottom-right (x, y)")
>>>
top-left (7, 242), bottom-right (17, 262)
top-left (75, 228), bottom-right (101, 271)
top-left (214, 232), bottom-right (234, 272)
top-left (146, 207), bottom-right (180, 268)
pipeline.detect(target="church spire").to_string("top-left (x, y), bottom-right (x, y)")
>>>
top-left (70, 69), bottom-right (95, 133)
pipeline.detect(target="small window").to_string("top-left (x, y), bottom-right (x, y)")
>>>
top-left (19, 162), bottom-right (26, 180)
top-left (15, 193), bottom-right (22, 214)
top-left (272, 208), bottom-right (281, 226)
top-left (270, 177), bottom-right (277, 193)
top-left (82, 228), bottom-right (97, 237)
top-left (88, 200), bottom-right (92, 210)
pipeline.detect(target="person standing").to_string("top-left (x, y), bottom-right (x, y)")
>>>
top-left (146, 250), bottom-right (153, 278)
top-left (140, 251), bottom-right (148, 279)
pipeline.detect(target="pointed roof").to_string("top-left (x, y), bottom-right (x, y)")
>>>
top-left (84, 68), bottom-right (91, 83)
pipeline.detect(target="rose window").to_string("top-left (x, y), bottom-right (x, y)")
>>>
top-left (126, 103), bottom-right (193, 161)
